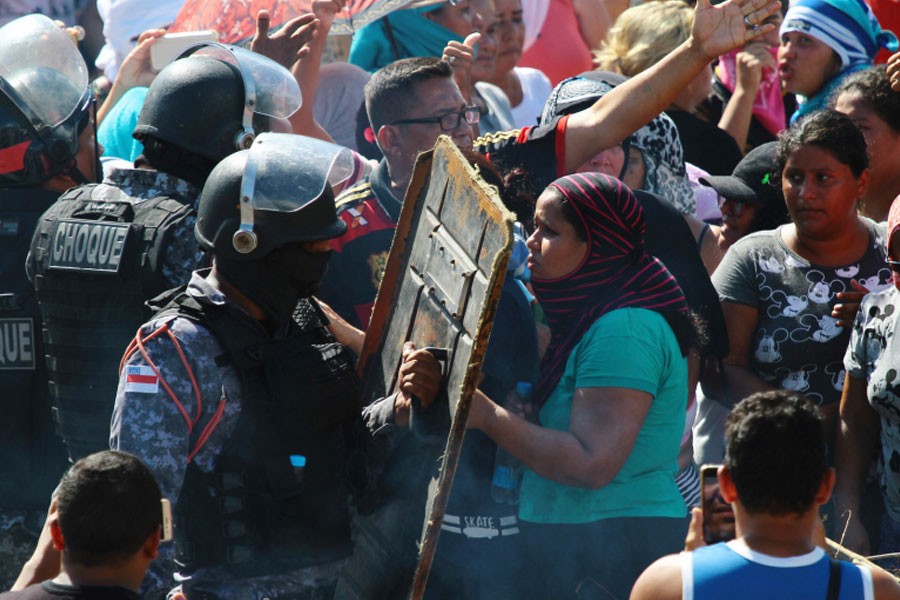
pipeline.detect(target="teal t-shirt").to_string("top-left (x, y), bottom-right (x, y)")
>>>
top-left (519, 308), bottom-right (688, 524)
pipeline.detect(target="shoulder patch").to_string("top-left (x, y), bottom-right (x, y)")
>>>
top-left (336, 182), bottom-right (375, 209)
top-left (345, 206), bottom-right (369, 228)
top-left (124, 365), bottom-right (160, 394)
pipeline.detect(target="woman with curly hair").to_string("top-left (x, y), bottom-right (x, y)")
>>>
top-left (832, 66), bottom-right (900, 222)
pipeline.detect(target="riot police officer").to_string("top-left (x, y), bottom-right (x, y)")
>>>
top-left (0, 14), bottom-right (96, 589)
top-left (28, 42), bottom-right (304, 462)
top-left (110, 133), bottom-right (443, 600)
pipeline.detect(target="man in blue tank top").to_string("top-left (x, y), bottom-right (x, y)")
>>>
top-left (631, 390), bottom-right (900, 600)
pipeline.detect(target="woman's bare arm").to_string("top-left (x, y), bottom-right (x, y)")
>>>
top-left (469, 386), bottom-right (652, 489)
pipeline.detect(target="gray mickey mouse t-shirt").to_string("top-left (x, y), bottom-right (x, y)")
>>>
top-left (713, 220), bottom-right (890, 406)
top-left (845, 286), bottom-right (900, 522)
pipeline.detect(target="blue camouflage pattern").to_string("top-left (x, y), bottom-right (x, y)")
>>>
top-left (111, 270), bottom-right (400, 600)
top-left (91, 167), bottom-right (205, 284)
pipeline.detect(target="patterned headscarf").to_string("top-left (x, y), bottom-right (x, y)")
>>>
top-left (530, 173), bottom-right (688, 409)
top-left (631, 112), bottom-right (696, 215)
top-left (539, 74), bottom-right (696, 215)
top-left (781, 0), bottom-right (897, 70)
top-left (782, 0), bottom-right (898, 123)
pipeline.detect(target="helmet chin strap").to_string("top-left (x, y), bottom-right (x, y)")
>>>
top-left (61, 160), bottom-right (90, 185)
top-left (60, 98), bottom-right (100, 186)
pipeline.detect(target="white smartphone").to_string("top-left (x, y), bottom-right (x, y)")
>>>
top-left (160, 498), bottom-right (174, 542)
top-left (150, 31), bottom-right (218, 72)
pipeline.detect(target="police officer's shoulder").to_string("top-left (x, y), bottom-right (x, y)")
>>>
top-left (135, 312), bottom-right (218, 358)
top-left (335, 180), bottom-right (375, 212)
top-left (473, 128), bottom-right (522, 151)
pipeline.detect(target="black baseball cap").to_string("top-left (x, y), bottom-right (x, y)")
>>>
top-left (699, 141), bottom-right (780, 206)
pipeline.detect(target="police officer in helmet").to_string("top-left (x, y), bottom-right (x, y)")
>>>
top-left (28, 41), bottom-right (304, 464)
top-left (0, 14), bottom-right (97, 589)
top-left (110, 133), bottom-right (443, 600)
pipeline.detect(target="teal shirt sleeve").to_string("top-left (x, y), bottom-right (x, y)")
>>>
top-left (572, 309), bottom-right (672, 396)
top-left (521, 308), bottom-right (688, 524)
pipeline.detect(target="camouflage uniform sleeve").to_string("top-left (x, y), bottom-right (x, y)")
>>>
top-left (109, 314), bottom-right (228, 599)
top-left (160, 214), bottom-right (206, 289)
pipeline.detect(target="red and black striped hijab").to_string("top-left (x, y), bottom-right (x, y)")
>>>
top-left (530, 173), bottom-right (688, 410)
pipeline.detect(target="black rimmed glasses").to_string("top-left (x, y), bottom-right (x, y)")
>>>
top-left (391, 106), bottom-right (481, 132)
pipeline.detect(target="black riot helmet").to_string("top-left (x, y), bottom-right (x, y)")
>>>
top-left (133, 43), bottom-right (302, 180)
top-left (196, 133), bottom-right (351, 262)
top-left (0, 14), bottom-right (95, 188)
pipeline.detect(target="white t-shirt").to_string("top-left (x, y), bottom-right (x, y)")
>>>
top-left (510, 66), bottom-right (552, 129)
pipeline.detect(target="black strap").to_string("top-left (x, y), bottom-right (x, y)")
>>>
top-left (380, 17), bottom-right (403, 63)
top-left (826, 558), bottom-right (842, 600)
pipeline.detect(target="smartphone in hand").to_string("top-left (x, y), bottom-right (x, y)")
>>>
top-left (150, 31), bottom-right (218, 72)
top-left (701, 464), bottom-right (736, 544)
top-left (161, 498), bottom-right (174, 542)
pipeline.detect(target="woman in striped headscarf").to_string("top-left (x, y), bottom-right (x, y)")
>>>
top-left (468, 172), bottom-right (699, 599)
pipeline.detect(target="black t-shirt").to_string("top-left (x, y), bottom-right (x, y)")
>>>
top-left (637, 190), bottom-right (728, 359)
top-left (0, 581), bottom-right (142, 600)
top-left (665, 108), bottom-right (743, 176)
top-left (473, 115), bottom-right (568, 201)
top-left (697, 78), bottom-right (781, 153)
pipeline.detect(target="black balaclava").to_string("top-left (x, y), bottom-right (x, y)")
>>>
top-left (216, 244), bottom-right (332, 326)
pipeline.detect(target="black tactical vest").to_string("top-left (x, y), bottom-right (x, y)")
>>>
top-left (156, 291), bottom-right (366, 577)
top-left (0, 187), bottom-right (68, 507)
top-left (28, 184), bottom-right (195, 460)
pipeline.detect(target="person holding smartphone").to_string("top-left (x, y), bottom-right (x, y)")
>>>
top-left (632, 390), bottom-right (900, 600)
top-left (5, 451), bottom-right (165, 600)
top-left (700, 465), bottom-right (736, 544)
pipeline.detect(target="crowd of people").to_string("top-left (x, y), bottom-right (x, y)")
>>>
top-left (5, 0), bottom-right (900, 598)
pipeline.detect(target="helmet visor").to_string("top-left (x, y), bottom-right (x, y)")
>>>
top-left (0, 14), bottom-right (90, 129)
top-left (242, 132), bottom-right (354, 214)
top-left (179, 43), bottom-right (302, 119)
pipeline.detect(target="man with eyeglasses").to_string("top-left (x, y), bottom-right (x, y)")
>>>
top-left (318, 58), bottom-right (482, 328)
top-left (318, 0), bottom-right (783, 330)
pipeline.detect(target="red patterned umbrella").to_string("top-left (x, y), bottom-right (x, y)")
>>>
top-left (170, 0), bottom-right (420, 43)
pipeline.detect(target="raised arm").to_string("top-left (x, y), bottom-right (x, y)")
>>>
top-left (564, 0), bottom-right (780, 172)
top-left (717, 41), bottom-right (774, 150)
top-left (289, 0), bottom-right (346, 140)
top-left (10, 501), bottom-right (61, 591)
top-left (249, 9), bottom-right (318, 70)
top-left (96, 28), bottom-right (166, 125)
